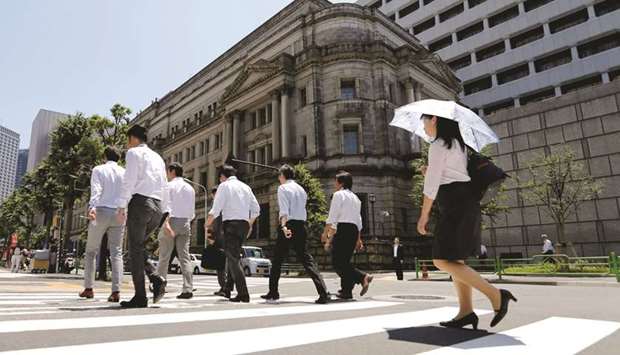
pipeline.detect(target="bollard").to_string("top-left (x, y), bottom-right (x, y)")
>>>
top-left (415, 257), bottom-right (419, 280)
top-left (497, 257), bottom-right (503, 280)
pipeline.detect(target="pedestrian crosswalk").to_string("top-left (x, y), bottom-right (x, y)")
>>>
top-left (0, 271), bottom-right (618, 354)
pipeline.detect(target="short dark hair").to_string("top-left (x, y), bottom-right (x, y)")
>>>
top-left (336, 171), bottom-right (353, 189)
top-left (279, 164), bottom-right (295, 180)
top-left (211, 185), bottom-right (218, 194)
top-left (167, 162), bottom-right (183, 177)
top-left (219, 165), bottom-right (237, 178)
top-left (127, 125), bottom-right (147, 142)
top-left (104, 146), bottom-right (120, 162)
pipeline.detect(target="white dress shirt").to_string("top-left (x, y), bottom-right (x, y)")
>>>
top-left (163, 177), bottom-right (196, 220)
top-left (88, 161), bottom-right (125, 209)
top-left (542, 239), bottom-right (554, 253)
top-left (423, 138), bottom-right (471, 200)
top-left (393, 245), bottom-right (398, 258)
top-left (118, 144), bottom-right (168, 208)
top-left (209, 176), bottom-right (260, 222)
top-left (326, 188), bottom-right (363, 231)
top-left (278, 180), bottom-right (307, 222)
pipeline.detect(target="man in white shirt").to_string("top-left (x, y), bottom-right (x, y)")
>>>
top-left (155, 162), bottom-right (196, 299)
top-left (542, 234), bottom-right (555, 255)
top-left (206, 165), bottom-right (260, 303)
top-left (393, 238), bottom-right (404, 280)
top-left (116, 125), bottom-right (168, 308)
top-left (322, 171), bottom-right (373, 299)
top-left (79, 147), bottom-right (126, 302)
top-left (10, 246), bottom-right (22, 273)
top-left (262, 165), bottom-right (328, 304)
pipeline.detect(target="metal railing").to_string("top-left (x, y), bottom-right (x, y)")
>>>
top-left (413, 252), bottom-right (620, 282)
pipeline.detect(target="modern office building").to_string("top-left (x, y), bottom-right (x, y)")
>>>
top-left (14, 149), bottom-right (28, 187)
top-left (357, 0), bottom-right (620, 114)
top-left (0, 126), bottom-right (19, 203)
top-left (132, 0), bottom-right (461, 266)
top-left (26, 109), bottom-right (69, 171)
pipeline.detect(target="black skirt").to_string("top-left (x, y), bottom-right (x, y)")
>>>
top-left (432, 181), bottom-right (482, 260)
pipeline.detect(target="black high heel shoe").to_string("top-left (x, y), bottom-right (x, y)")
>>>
top-left (490, 289), bottom-right (517, 327)
top-left (440, 312), bottom-right (479, 330)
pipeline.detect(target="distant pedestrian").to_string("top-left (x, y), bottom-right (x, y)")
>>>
top-left (11, 245), bottom-right (22, 273)
top-left (393, 238), bottom-right (404, 281)
top-left (541, 234), bottom-right (555, 255)
top-left (479, 244), bottom-right (488, 259)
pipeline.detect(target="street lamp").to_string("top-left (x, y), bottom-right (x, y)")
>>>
top-left (369, 193), bottom-right (376, 240)
top-left (380, 210), bottom-right (391, 240)
top-left (184, 178), bottom-right (209, 247)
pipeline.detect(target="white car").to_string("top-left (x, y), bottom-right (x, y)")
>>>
top-left (241, 246), bottom-right (271, 277)
top-left (170, 253), bottom-right (206, 275)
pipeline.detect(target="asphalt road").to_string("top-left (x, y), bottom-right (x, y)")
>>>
top-left (0, 269), bottom-right (619, 354)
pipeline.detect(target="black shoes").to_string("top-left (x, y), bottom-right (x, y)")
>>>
top-left (335, 291), bottom-right (353, 300)
top-left (440, 312), bottom-right (479, 330)
top-left (260, 292), bottom-right (280, 301)
top-left (214, 290), bottom-right (231, 298)
top-left (150, 275), bottom-right (167, 304)
top-left (229, 295), bottom-right (250, 303)
top-left (315, 295), bottom-right (330, 304)
top-left (177, 292), bottom-right (193, 299)
top-left (491, 289), bottom-right (517, 327)
top-left (120, 297), bottom-right (148, 308)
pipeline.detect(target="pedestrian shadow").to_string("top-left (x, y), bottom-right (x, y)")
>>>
top-left (57, 306), bottom-right (124, 312)
top-left (386, 325), bottom-right (522, 349)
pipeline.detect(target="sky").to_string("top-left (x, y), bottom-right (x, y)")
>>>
top-left (0, 0), bottom-right (356, 149)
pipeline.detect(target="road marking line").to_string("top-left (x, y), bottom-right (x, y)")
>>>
top-left (0, 300), bottom-right (399, 334)
top-left (1, 307), bottom-right (493, 354)
top-left (418, 316), bottom-right (620, 355)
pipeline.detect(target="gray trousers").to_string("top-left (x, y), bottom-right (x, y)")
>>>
top-left (127, 195), bottom-right (162, 300)
top-left (156, 217), bottom-right (193, 293)
top-left (84, 207), bottom-right (124, 292)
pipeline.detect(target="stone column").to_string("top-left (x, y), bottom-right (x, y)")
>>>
top-left (271, 92), bottom-right (281, 160)
top-left (232, 111), bottom-right (242, 157)
top-left (224, 115), bottom-right (233, 157)
top-left (280, 88), bottom-right (291, 158)
top-left (404, 79), bottom-right (415, 104)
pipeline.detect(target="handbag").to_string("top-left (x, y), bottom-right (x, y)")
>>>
top-left (467, 148), bottom-right (509, 201)
top-left (201, 244), bottom-right (226, 270)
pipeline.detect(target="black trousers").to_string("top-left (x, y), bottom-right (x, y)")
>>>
top-left (331, 223), bottom-right (366, 295)
top-left (126, 194), bottom-right (162, 300)
top-left (269, 220), bottom-right (327, 297)
top-left (222, 220), bottom-right (249, 297)
top-left (393, 257), bottom-right (404, 280)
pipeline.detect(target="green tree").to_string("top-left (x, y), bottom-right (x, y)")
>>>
top-left (519, 147), bottom-right (602, 249)
top-left (293, 164), bottom-right (328, 238)
top-left (48, 113), bottom-right (103, 255)
top-left (91, 104), bottom-right (131, 148)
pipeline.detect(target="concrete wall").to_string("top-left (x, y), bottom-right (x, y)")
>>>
top-left (484, 78), bottom-right (620, 257)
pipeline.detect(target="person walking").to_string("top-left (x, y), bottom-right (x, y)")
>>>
top-left (79, 147), bottom-right (126, 302)
top-left (541, 234), bottom-right (555, 255)
top-left (154, 162), bottom-right (196, 299)
top-left (322, 171), bottom-right (373, 300)
top-left (206, 165), bottom-right (260, 303)
top-left (207, 186), bottom-right (234, 298)
top-left (116, 125), bottom-right (168, 308)
top-left (10, 245), bottom-right (22, 273)
top-left (262, 165), bottom-right (329, 304)
top-left (393, 238), bottom-right (404, 281)
top-left (417, 114), bottom-right (516, 330)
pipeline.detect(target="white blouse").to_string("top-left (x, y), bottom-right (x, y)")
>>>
top-left (423, 138), bottom-right (470, 200)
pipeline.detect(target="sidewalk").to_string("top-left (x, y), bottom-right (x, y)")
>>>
top-left (401, 271), bottom-right (620, 287)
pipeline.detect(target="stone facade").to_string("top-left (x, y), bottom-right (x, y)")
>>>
top-left (132, 0), bottom-right (460, 267)
top-left (484, 79), bottom-right (620, 258)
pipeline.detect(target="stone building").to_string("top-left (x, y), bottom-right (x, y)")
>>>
top-left (484, 78), bottom-right (620, 258)
top-left (132, 0), bottom-right (460, 266)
